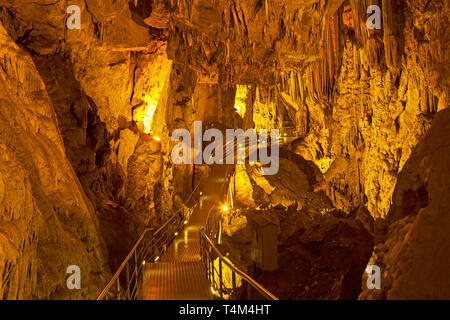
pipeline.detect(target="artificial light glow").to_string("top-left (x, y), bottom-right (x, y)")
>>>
top-left (153, 136), bottom-right (161, 141)
top-left (143, 97), bottom-right (157, 134)
top-left (154, 256), bottom-right (160, 262)
top-left (142, 260), bottom-right (146, 265)
top-left (134, 54), bottom-right (172, 134)
top-left (234, 85), bottom-right (248, 118)
top-left (222, 205), bottom-right (229, 211)
top-left (184, 220), bottom-right (188, 225)
top-left (174, 232), bottom-right (179, 236)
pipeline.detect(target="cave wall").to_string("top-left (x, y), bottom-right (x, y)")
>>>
top-left (0, 0), bottom-right (448, 300)
top-left (0, 0), bottom-right (178, 298)
top-left (167, 0), bottom-right (448, 219)
top-left (166, 0), bottom-right (449, 300)
top-left (301, 0), bottom-right (448, 218)
top-left (360, 108), bottom-right (450, 299)
top-left (0, 24), bottom-right (109, 299)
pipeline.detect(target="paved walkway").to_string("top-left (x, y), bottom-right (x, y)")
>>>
top-left (142, 165), bottom-right (229, 300)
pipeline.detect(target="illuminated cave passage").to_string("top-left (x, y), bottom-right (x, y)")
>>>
top-left (0, 0), bottom-right (448, 300)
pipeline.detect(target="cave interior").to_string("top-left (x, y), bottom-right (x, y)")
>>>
top-left (0, 0), bottom-right (448, 300)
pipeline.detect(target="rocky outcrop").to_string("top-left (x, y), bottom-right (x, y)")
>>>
top-left (273, 210), bottom-right (373, 300)
top-left (222, 205), bottom-right (374, 300)
top-left (0, 0), bottom-right (179, 298)
top-left (225, 149), bottom-right (373, 299)
top-left (233, 148), bottom-right (330, 212)
top-left (360, 108), bottom-right (450, 299)
top-left (0, 24), bottom-right (109, 299)
top-left (0, 0), bottom-right (448, 300)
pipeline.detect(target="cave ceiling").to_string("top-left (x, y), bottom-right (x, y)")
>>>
top-left (165, 0), bottom-right (344, 85)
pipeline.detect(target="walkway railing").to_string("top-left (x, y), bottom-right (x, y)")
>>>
top-left (96, 181), bottom-right (202, 300)
top-left (97, 163), bottom-right (278, 300)
top-left (199, 229), bottom-right (278, 300)
top-left (199, 169), bottom-right (278, 300)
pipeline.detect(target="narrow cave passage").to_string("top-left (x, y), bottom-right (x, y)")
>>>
top-left (0, 0), bottom-right (448, 303)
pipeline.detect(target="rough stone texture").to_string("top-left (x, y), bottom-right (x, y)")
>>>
top-left (167, 0), bottom-right (448, 220)
top-left (225, 149), bottom-right (373, 299)
top-left (0, 0), bottom-right (179, 298)
top-left (273, 210), bottom-right (373, 300)
top-left (360, 108), bottom-right (450, 299)
top-left (0, 0), bottom-right (448, 300)
top-left (234, 149), bottom-right (331, 213)
top-left (0, 24), bottom-right (109, 299)
top-left (222, 205), bottom-right (374, 300)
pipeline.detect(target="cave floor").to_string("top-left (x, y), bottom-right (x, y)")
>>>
top-left (141, 165), bottom-right (230, 300)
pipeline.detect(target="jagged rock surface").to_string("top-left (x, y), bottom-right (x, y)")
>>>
top-left (360, 108), bottom-right (450, 299)
top-left (0, 0), bottom-right (448, 300)
top-left (0, 24), bottom-right (109, 299)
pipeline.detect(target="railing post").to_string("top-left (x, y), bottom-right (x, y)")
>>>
top-left (148, 228), bottom-right (154, 260)
top-left (209, 252), bottom-right (213, 291)
top-left (125, 263), bottom-right (130, 299)
top-left (232, 270), bottom-right (236, 294)
top-left (134, 250), bottom-right (138, 299)
top-left (219, 259), bottom-right (223, 299)
top-left (116, 278), bottom-right (121, 300)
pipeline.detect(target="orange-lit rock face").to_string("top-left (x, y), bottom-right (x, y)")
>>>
top-left (0, 0), bottom-right (448, 301)
top-left (342, 5), bottom-right (355, 30)
top-left (0, 24), bottom-right (109, 299)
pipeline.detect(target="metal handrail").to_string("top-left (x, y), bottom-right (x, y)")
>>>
top-left (200, 168), bottom-right (278, 301)
top-left (96, 178), bottom-right (203, 300)
top-left (199, 229), bottom-right (278, 300)
top-left (97, 163), bottom-right (278, 300)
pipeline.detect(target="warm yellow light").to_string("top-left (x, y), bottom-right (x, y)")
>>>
top-left (174, 232), bottom-right (179, 236)
top-left (222, 205), bottom-right (229, 211)
top-left (184, 220), bottom-right (188, 225)
top-left (210, 287), bottom-right (217, 296)
top-left (142, 260), bottom-right (146, 265)
top-left (153, 136), bottom-right (161, 141)
top-left (133, 53), bottom-right (172, 134)
top-left (234, 85), bottom-right (248, 118)
top-left (154, 256), bottom-right (160, 262)
top-left (143, 97), bottom-right (157, 134)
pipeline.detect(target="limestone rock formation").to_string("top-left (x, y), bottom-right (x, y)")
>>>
top-left (0, 0), bottom-right (180, 298)
top-left (0, 0), bottom-right (448, 300)
top-left (360, 108), bottom-right (450, 299)
top-left (0, 24), bottom-right (109, 299)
